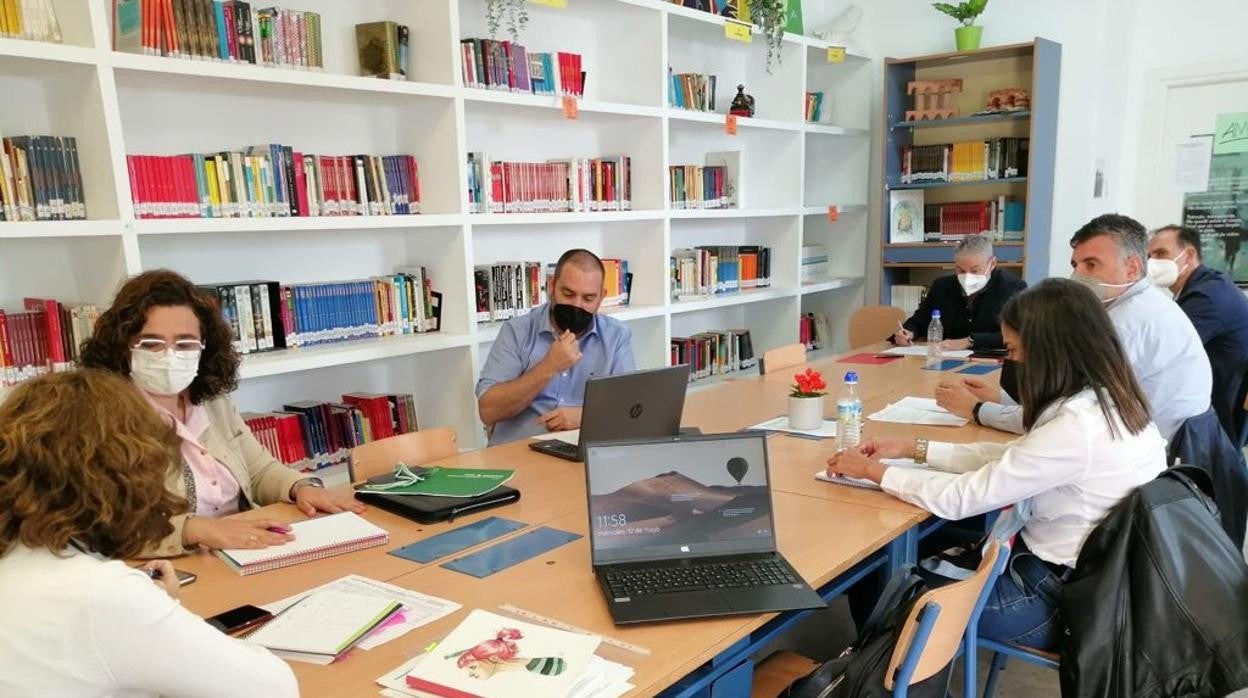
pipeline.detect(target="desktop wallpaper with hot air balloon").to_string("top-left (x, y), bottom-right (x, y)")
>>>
top-left (587, 443), bottom-right (772, 551)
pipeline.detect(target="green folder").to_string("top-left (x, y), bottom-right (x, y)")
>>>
top-left (356, 466), bottom-right (515, 498)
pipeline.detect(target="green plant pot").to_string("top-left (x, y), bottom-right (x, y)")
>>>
top-left (955, 25), bottom-right (983, 51)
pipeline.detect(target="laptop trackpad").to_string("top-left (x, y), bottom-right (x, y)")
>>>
top-left (661, 590), bottom-right (729, 617)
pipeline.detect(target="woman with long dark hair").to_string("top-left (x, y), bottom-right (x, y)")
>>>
top-left (826, 278), bottom-right (1166, 650)
top-left (81, 270), bottom-right (363, 557)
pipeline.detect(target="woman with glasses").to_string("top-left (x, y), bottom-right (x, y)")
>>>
top-left (81, 270), bottom-right (363, 557)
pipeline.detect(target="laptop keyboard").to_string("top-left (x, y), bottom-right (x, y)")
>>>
top-left (604, 559), bottom-right (797, 597)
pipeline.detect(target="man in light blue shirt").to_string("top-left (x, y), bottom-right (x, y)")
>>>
top-left (938, 214), bottom-right (1211, 441)
top-left (476, 249), bottom-right (636, 446)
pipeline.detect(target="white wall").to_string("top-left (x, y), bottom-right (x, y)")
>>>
top-left (802, 0), bottom-right (1238, 288)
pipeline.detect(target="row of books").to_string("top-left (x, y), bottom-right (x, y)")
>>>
top-left (669, 163), bottom-right (735, 210)
top-left (899, 138), bottom-right (1030, 184)
top-left (243, 392), bottom-right (417, 472)
top-left (473, 258), bottom-right (631, 323)
top-left (113, 0), bottom-right (324, 70)
top-left (0, 0), bottom-right (60, 41)
top-left (668, 70), bottom-right (717, 112)
top-left (466, 154), bottom-right (632, 214)
top-left (126, 149), bottom-right (421, 219)
top-left (671, 246), bottom-right (772, 300)
top-left (0, 301), bottom-right (100, 389)
top-left (800, 245), bottom-right (829, 283)
top-left (199, 271), bottom-right (440, 354)
top-left (805, 91), bottom-right (826, 123)
top-left (671, 329), bottom-right (756, 382)
top-left (459, 39), bottom-right (584, 97)
top-left (890, 285), bottom-right (927, 317)
top-left (799, 311), bottom-right (831, 350)
top-left (1, 135), bottom-right (86, 222)
top-left (923, 199), bottom-right (1025, 241)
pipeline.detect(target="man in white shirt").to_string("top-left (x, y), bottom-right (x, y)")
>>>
top-left (938, 214), bottom-right (1211, 441)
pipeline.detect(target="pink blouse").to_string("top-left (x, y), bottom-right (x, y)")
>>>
top-left (143, 391), bottom-right (242, 517)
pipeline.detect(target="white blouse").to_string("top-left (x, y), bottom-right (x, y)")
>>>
top-left (0, 545), bottom-right (297, 698)
top-left (880, 389), bottom-right (1167, 567)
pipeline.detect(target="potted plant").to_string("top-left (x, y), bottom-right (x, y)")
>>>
top-left (932, 0), bottom-right (988, 52)
top-left (486, 0), bottom-right (528, 42)
top-left (788, 367), bottom-right (828, 430)
top-left (752, 0), bottom-right (787, 74)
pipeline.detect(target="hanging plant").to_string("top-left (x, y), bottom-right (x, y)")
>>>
top-left (485, 0), bottom-right (528, 42)
top-left (752, 0), bottom-right (786, 74)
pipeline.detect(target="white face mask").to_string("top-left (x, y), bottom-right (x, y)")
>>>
top-left (1070, 271), bottom-right (1135, 303)
top-left (130, 348), bottom-right (200, 396)
top-left (958, 273), bottom-right (990, 295)
top-left (1146, 251), bottom-right (1188, 288)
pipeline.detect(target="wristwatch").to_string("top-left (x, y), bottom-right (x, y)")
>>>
top-left (914, 438), bottom-right (929, 465)
top-left (972, 401), bottom-right (985, 426)
top-left (967, 335), bottom-right (976, 349)
top-left (290, 477), bottom-right (325, 499)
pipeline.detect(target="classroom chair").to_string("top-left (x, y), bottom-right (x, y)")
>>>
top-left (347, 427), bottom-right (459, 483)
top-left (751, 540), bottom-right (1009, 698)
top-left (848, 305), bottom-right (907, 349)
top-left (978, 641), bottom-right (1059, 698)
top-left (759, 343), bottom-right (807, 376)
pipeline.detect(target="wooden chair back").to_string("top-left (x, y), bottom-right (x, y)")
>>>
top-left (848, 305), bottom-right (906, 349)
top-left (347, 428), bottom-right (459, 484)
top-left (759, 343), bottom-right (807, 375)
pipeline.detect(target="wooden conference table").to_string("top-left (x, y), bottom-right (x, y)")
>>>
top-left (174, 344), bottom-right (1007, 697)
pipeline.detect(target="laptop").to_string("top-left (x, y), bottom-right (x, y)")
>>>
top-left (528, 364), bottom-right (691, 462)
top-left (584, 432), bottom-right (826, 625)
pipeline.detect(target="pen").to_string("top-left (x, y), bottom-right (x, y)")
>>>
top-left (147, 567), bottom-right (163, 580)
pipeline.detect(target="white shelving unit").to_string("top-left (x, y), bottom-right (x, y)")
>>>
top-left (0, 0), bottom-right (872, 449)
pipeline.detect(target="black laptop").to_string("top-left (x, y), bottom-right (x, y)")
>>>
top-left (529, 364), bottom-right (690, 462)
top-left (584, 432), bottom-right (825, 625)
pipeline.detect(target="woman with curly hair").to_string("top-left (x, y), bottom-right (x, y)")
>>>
top-left (0, 370), bottom-right (297, 696)
top-left (81, 269), bottom-right (363, 557)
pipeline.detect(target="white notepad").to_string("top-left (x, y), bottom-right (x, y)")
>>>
top-left (867, 396), bottom-right (970, 427)
top-left (247, 589), bottom-right (401, 664)
top-left (815, 458), bottom-right (927, 491)
top-left (216, 511), bottom-right (389, 575)
top-left (879, 346), bottom-right (974, 359)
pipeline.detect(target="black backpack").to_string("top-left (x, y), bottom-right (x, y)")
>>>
top-left (780, 567), bottom-right (954, 698)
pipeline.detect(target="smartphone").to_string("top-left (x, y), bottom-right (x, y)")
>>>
top-left (174, 569), bottom-right (197, 586)
top-left (206, 604), bottom-right (273, 635)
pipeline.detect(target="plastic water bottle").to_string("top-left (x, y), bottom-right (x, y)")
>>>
top-left (926, 310), bottom-right (943, 368)
top-left (837, 371), bottom-right (863, 451)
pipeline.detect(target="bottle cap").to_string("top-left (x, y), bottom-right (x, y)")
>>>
top-left (931, 310), bottom-right (941, 318)
top-left (844, 371), bottom-right (858, 383)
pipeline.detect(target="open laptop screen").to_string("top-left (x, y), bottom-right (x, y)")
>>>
top-left (585, 434), bottom-right (776, 565)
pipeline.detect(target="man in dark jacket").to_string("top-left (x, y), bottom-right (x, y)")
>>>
top-left (891, 235), bottom-right (1026, 351)
top-left (1061, 467), bottom-right (1248, 698)
top-left (1147, 224), bottom-right (1248, 438)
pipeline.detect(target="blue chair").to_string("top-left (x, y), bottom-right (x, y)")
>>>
top-left (978, 641), bottom-right (1059, 698)
top-left (751, 541), bottom-right (1010, 698)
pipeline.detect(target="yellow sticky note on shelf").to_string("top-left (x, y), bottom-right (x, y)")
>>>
top-left (827, 205), bottom-right (839, 222)
top-left (826, 46), bottom-right (846, 63)
top-left (725, 114), bottom-right (739, 135)
top-left (530, 0), bottom-right (567, 7)
top-left (562, 96), bottom-right (578, 120)
top-left (724, 20), bottom-right (752, 43)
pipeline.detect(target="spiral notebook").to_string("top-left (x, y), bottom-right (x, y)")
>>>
top-left (216, 512), bottom-right (389, 576)
top-left (814, 458), bottom-right (927, 491)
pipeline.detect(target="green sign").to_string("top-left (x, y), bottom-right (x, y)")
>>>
top-left (1213, 112), bottom-right (1248, 155)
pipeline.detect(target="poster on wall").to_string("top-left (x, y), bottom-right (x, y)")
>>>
top-left (1182, 131), bottom-right (1248, 281)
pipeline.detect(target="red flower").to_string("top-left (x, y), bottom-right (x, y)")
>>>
top-left (791, 368), bottom-right (827, 397)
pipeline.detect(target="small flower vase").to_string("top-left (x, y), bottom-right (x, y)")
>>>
top-left (788, 395), bottom-right (825, 430)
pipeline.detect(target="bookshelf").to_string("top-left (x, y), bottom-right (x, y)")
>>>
top-left (879, 39), bottom-right (1060, 304)
top-left (0, 0), bottom-right (872, 449)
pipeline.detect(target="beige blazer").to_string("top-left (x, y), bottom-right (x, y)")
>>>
top-left (144, 396), bottom-right (304, 558)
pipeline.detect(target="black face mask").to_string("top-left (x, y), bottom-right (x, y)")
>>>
top-left (551, 303), bottom-right (594, 335)
top-left (1000, 359), bottom-right (1020, 403)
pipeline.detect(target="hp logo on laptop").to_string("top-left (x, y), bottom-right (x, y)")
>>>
top-left (629, 403), bottom-right (644, 419)
top-left (680, 545), bottom-right (690, 553)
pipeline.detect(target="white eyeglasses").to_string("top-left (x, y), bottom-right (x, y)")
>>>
top-left (132, 338), bottom-right (206, 353)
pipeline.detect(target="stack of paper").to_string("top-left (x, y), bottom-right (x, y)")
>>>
top-left (246, 589), bottom-right (402, 665)
top-left (216, 511), bottom-right (389, 575)
top-left (748, 415), bottom-right (838, 439)
top-left (387, 609), bottom-right (633, 698)
top-left (262, 575), bottom-right (461, 651)
top-left (867, 397), bottom-right (969, 427)
top-left (879, 346), bottom-right (973, 359)
top-left (815, 458), bottom-right (928, 491)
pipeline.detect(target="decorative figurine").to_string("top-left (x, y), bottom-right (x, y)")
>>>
top-left (905, 79), bottom-right (963, 121)
top-left (986, 88), bottom-right (1029, 112)
top-left (729, 84), bottom-right (755, 118)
